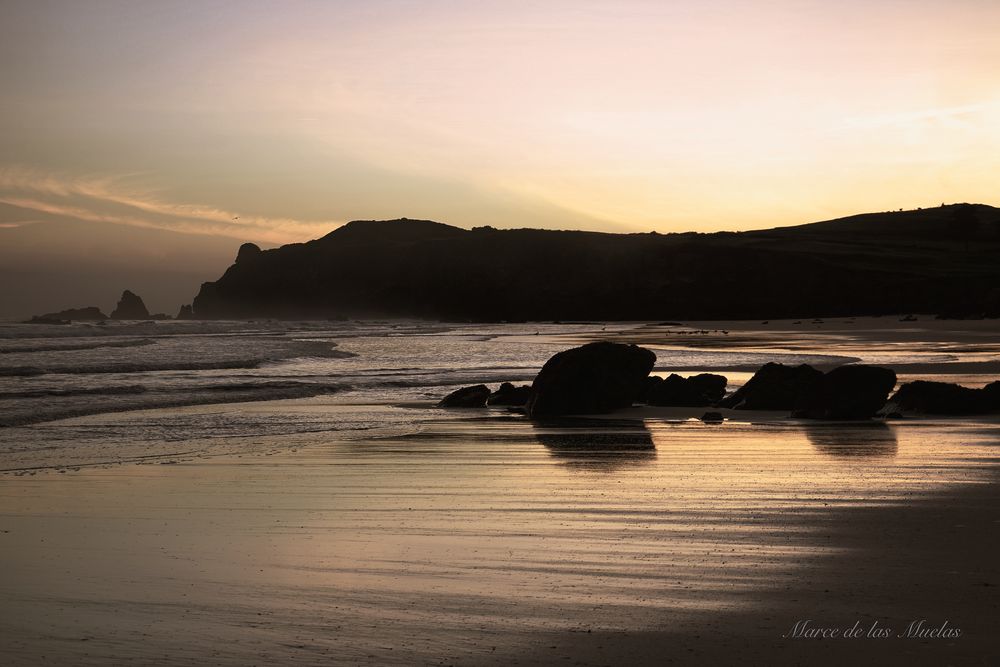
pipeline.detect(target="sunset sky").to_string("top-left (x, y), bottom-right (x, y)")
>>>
top-left (2, 0), bottom-right (999, 243)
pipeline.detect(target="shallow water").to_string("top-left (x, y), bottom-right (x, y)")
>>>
top-left (0, 320), bottom-right (864, 465)
top-left (2, 318), bottom-right (995, 469)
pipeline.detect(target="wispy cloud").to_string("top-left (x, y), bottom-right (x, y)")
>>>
top-left (0, 221), bottom-right (43, 228)
top-left (0, 167), bottom-right (340, 243)
top-left (838, 100), bottom-right (1000, 131)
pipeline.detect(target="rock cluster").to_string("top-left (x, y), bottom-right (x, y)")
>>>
top-left (644, 373), bottom-right (727, 407)
top-left (435, 343), bottom-right (998, 422)
top-left (437, 384), bottom-right (491, 408)
top-left (719, 362), bottom-right (895, 419)
top-left (436, 343), bottom-right (656, 416)
top-left (719, 363), bottom-right (824, 410)
top-left (487, 383), bottom-right (533, 406)
top-left (881, 380), bottom-right (1000, 415)
top-left (28, 306), bottom-right (107, 322)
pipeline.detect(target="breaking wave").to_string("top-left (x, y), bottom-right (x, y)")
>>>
top-left (0, 380), bottom-right (348, 427)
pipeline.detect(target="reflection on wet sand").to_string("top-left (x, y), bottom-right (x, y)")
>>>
top-left (532, 418), bottom-right (656, 470)
top-left (804, 422), bottom-right (899, 458)
top-left (3, 402), bottom-right (999, 666)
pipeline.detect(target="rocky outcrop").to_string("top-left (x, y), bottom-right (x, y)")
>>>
top-left (30, 306), bottom-right (108, 321)
top-left (644, 373), bottom-right (727, 407)
top-left (721, 363), bottom-right (894, 418)
top-left (881, 380), bottom-right (1000, 415)
top-left (236, 242), bottom-right (262, 263)
top-left (437, 384), bottom-right (491, 408)
top-left (189, 206), bottom-right (1000, 321)
top-left (487, 382), bottom-right (533, 406)
top-left (719, 363), bottom-right (824, 410)
top-left (792, 365), bottom-right (897, 419)
top-left (526, 342), bottom-right (656, 418)
top-left (110, 290), bottom-right (150, 320)
top-left (176, 304), bottom-right (195, 320)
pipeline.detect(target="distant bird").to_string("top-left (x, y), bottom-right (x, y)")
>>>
top-left (233, 216), bottom-right (239, 220)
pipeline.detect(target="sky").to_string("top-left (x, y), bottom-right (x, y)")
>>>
top-left (2, 0), bottom-right (1000, 245)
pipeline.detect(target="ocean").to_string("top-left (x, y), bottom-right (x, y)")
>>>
top-left (0, 319), bottom-right (857, 472)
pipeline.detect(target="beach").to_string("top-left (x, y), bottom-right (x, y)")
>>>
top-left (1, 319), bottom-right (999, 664)
top-left (7, 1), bottom-right (1000, 662)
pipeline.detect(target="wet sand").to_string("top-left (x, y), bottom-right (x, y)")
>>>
top-left (508, 459), bottom-right (1000, 666)
top-left (2, 400), bottom-right (998, 665)
top-left (570, 316), bottom-right (1000, 377)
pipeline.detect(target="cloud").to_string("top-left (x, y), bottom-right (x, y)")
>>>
top-left (837, 100), bottom-right (1000, 131)
top-left (0, 167), bottom-right (340, 243)
top-left (0, 221), bottom-right (42, 228)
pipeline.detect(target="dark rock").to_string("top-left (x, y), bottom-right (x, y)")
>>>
top-left (526, 342), bottom-right (656, 418)
top-left (176, 304), bottom-right (196, 320)
top-left (718, 363), bottom-right (824, 410)
top-left (30, 306), bottom-right (108, 321)
top-left (437, 384), bottom-right (491, 408)
top-left (149, 313), bottom-right (172, 320)
top-left (881, 380), bottom-right (1000, 415)
top-left (645, 373), bottom-right (727, 407)
top-left (110, 290), bottom-right (150, 320)
top-left (793, 365), bottom-right (897, 419)
top-left (487, 382), bottom-right (533, 407)
top-left (236, 242), bottom-right (262, 263)
top-left (641, 376), bottom-right (659, 402)
top-left (700, 411), bottom-right (725, 424)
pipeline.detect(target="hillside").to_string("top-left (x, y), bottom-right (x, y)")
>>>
top-left (191, 204), bottom-right (1000, 321)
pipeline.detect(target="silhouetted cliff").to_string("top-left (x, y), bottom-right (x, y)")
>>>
top-left (192, 205), bottom-right (1000, 320)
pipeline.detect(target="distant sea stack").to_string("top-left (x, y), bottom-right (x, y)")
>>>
top-left (29, 306), bottom-right (108, 322)
top-left (110, 290), bottom-right (150, 320)
top-left (191, 205), bottom-right (1000, 321)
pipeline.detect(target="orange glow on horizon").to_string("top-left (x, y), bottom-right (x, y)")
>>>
top-left (1, 0), bottom-right (998, 242)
